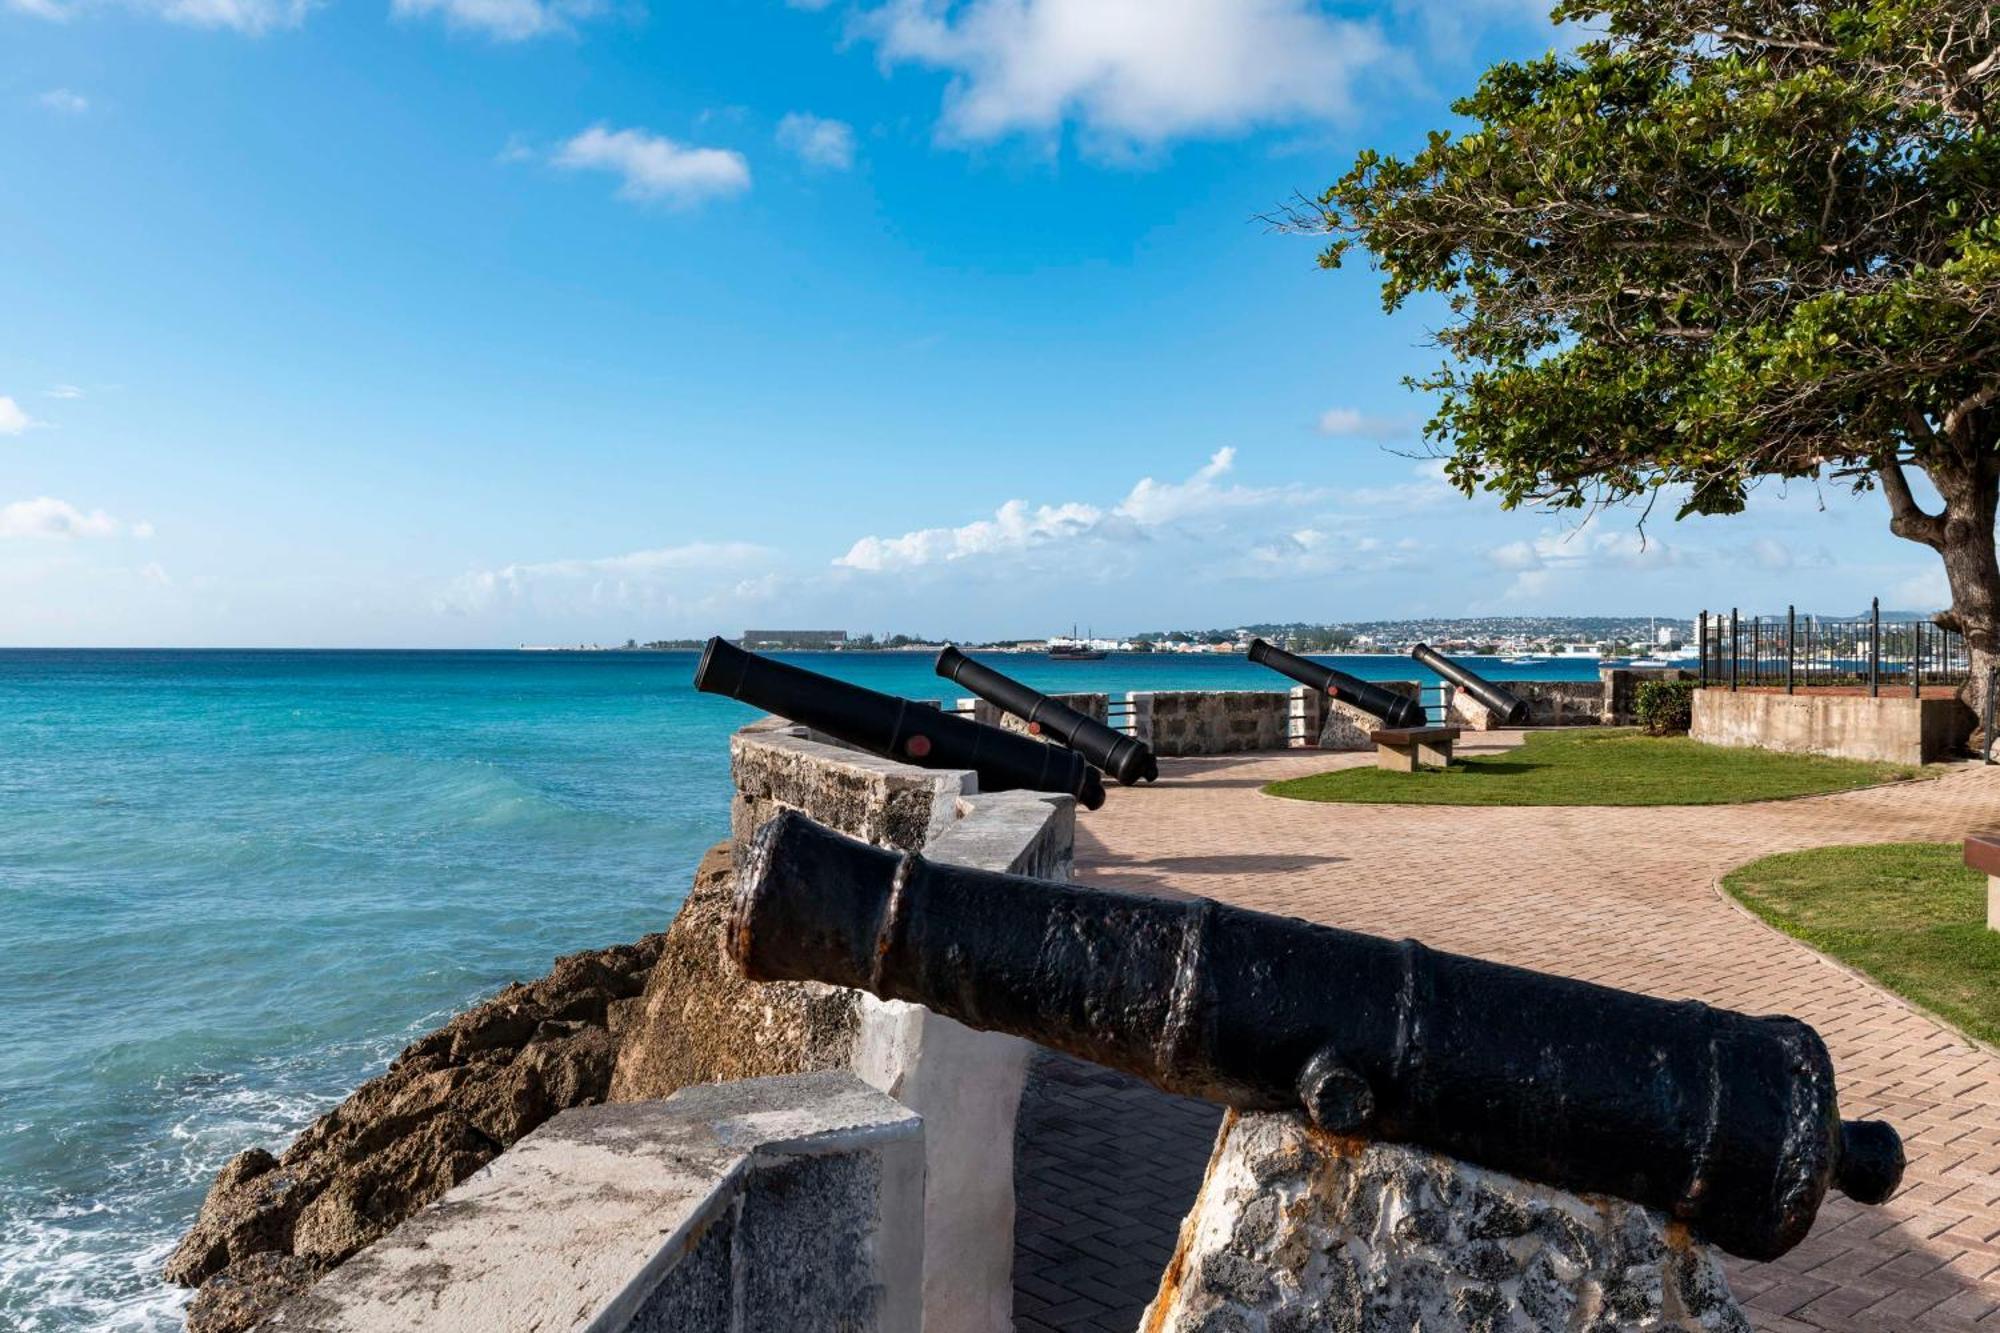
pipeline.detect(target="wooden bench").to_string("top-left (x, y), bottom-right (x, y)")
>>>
top-left (1963, 835), bottom-right (2000, 930)
top-left (1369, 725), bottom-right (1461, 773)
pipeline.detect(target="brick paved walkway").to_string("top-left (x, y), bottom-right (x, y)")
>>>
top-left (1013, 735), bottom-right (2000, 1332)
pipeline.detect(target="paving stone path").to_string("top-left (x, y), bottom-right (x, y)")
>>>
top-left (1012, 735), bottom-right (2000, 1332)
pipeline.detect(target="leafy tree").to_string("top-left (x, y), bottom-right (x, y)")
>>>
top-left (1295, 0), bottom-right (2000, 716)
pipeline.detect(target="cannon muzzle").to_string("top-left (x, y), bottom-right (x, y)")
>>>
top-left (694, 638), bottom-right (1106, 810)
top-left (1245, 638), bottom-right (1426, 728)
top-left (736, 810), bottom-right (1904, 1262)
top-left (1411, 643), bottom-right (1531, 726)
top-left (935, 645), bottom-right (1157, 786)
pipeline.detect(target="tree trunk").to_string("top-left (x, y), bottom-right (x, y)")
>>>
top-left (1896, 451), bottom-right (2000, 753)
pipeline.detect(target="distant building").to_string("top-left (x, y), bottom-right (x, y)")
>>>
top-left (742, 629), bottom-right (848, 650)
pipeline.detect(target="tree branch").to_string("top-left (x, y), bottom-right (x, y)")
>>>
top-left (1879, 454), bottom-right (1947, 548)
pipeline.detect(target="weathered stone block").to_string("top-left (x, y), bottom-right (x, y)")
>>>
top-left (1145, 1111), bottom-right (1749, 1333)
top-left (728, 726), bottom-right (967, 856)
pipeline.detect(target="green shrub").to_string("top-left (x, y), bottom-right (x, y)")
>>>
top-left (1635, 680), bottom-right (1696, 735)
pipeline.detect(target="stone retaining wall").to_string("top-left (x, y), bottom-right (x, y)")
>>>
top-left (1692, 688), bottom-right (1972, 765)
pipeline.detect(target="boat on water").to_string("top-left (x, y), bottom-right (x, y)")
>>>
top-left (1049, 624), bottom-right (1109, 661)
top-left (1498, 656), bottom-right (1540, 666)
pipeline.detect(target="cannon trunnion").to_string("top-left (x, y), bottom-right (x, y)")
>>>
top-left (935, 645), bottom-right (1157, 786)
top-left (733, 810), bottom-right (1905, 1263)
top-left (1245, 638), bottom-right (1427, 729)
top-left (693, 637), bottom-right (1107, 810)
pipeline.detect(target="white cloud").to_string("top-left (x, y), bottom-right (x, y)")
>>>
top-left (1487, 516), bottom-right (1683, 602)
top-left (776, 112), bottom-right (858, 170)
top-left (553, 126), bottom-right (752, 207)
top-left (393, 0), bottom-right (600, 40)
top-left (442, 541), bottom-right (776, 614)
top-left (1317, 406), bottom-right (1417, 440)
top-left (38, 89), bottom-right (89, 113)
top-left (0, 397), bottom-right (37, 437)
top-left (44, 384), bottom-right (84, 400)
top-left (7, 0), bottom-right (308, 21)
top-left (836, 447), bottom-right (1320, 572)
top-left (1339, 458), bottom-right (1459, 511)
top-left (849, 0), bottom-right (1388, 156)
top-left (1393, 0), bottom-right (1561, 60)
top-left (159, 0), bottom-right (310, 29)
top-left (1890, 565), bottom-right (1949, 611)
top-left (0, 497), bottom-right (129, 540)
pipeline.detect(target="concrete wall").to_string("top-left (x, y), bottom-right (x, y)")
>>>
top-left (1692, 688), bottom-right (1972, 765)
top-left (260, 1072), bottom-right (924, 1333)
top-left (719, 724), bottom-right (1071, 1333)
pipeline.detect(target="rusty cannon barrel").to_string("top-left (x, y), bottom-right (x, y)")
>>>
top-left (694, 637), bottom-right (1106, 810)
top-left (1411, 642), bottom-right (1531, 726)
top-left (736, 810), bottom-right (1905, 1262)
top-left (1245, 637), bottom-right (1426, 729)
top-left (935, 645), bottom-right (1157, 787)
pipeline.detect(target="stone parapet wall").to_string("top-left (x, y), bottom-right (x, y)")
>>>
top-left (1692, 688), bottom-right (1972, 765)
top-left (1135, 690), bottom-right (1294, 756)
top-left (965, 693), bottom-right (1108, 738)
top-left (1495, 679), bottom-right (1606, 727)
top-left (1602, 667), bottom-right (1697, 727)
top-left (705, 722), bottom-right (1070, 1333)
top-left (729, 719), bottom-right (969, 857)
top-left (257, 1073), bottom-right (925, 1333)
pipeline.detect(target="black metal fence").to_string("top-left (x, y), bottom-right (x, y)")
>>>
top-left (1696, 599), bottom-right (1968, 694)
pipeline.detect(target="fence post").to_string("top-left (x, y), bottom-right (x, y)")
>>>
top-left (1752, 616), bottom-right (1761, 686)
top-left (1913, 620), bottom-right (1923, 699)
top-left (1698, 611), bottom-right (1708, 687)
top-left (1786, 605), bottom-right (1795, 695)
top-left (1869, 598), bottom-right (1880, 697)
top-left (1730, 609), bottom-right (1739, 691)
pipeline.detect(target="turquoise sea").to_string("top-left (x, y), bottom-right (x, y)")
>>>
top-left (0, 647), bottom-right (1603, 1330)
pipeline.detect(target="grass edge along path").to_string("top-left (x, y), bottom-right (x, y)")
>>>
top-left (1722, 841), bottom-right (2000, 1048)
top-left (1263, 728), bottom-right (1925, 808)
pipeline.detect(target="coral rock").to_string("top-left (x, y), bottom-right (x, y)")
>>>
top-left (1144, 1111), bottom-right (1751, 1333)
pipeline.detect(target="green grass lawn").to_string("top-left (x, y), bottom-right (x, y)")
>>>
top-left (1723, 842), bottom-right (2000, 1045)
top-left (1263, 728), bottom-right (1923, 807)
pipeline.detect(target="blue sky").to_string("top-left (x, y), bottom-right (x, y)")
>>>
top-left (1, 0), bottom-right (1953, 646)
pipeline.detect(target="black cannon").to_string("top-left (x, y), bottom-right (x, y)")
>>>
top-left (1245, 638), bottom-right (1426, 729)
top-left (736, 810), bottom-right (1904, 1262)
top-left (1411, 643), bottom-right (1531, 726)
top-left (935, 645), bottom-right (1157, 787)
top-left (694, 638), bottom-right (1106, 810)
